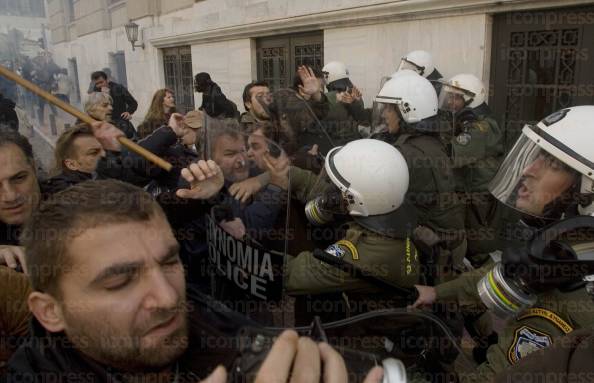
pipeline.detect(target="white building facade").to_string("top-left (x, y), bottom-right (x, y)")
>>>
top-left (47, 0), bottom-right (594, 145)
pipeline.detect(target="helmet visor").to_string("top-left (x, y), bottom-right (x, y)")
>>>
top-left (371, 101), bottom-right (401, 136)
top-left (489, 126), bottom-right (579, 218)
top-left (438, 83), bottom-right (473, 113)
top-left (397, 58), bottom-right (423, 75)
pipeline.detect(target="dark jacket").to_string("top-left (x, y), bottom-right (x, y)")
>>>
top-left (93, 82), bottom-right (138, 120)
top-left (91, 81), bottom-right (138, 140)
top-left (143, 127), bottom-right (200, 194)
top-left (0, 223), bottom-right (20, 246)
top-left (220, 178), bottom-right (284, 239)
top-left (200, 83), bottom-right (238, 119)
top-left (42, 170), bottom-right (95, 195)
top-left (112, 118), bottom-right (138, 141)
top-left (96, 125), bottom-right (194, 189)
top-left (3, 288), bottom-right (256, 383)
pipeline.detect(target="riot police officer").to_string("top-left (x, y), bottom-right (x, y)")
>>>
top-left (396, 50), bottom-right (443, 93)
top-left (413, 106), bottom-right (594, 383)
top-left (372, 70), bottom-right (466, 283)
top-left (438, 74), bottom-right (506, 267)
top-left (311, 61), bottom-right (368, 153)
top-left (266, 139), bottom-right (421, 319)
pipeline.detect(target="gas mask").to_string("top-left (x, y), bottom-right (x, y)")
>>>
top-left (305, 185), bottom-right (350, 226)
top-left (478, 216), bottom-right (594, 318)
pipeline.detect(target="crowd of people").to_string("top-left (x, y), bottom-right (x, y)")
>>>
top-left (1, 49), bottom-right (594, 383)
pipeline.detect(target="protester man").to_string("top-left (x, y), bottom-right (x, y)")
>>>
top-left (85, 91), bottom-right (137, 140)
top-left (240, 80), bottom-right (271, 133)
top-left (43, 124), bottom-right (105, 194)
top-left (91, 70), bottom-right (138, 139)
top-left (5, 179), bottom-right (382, 383)
top-left (0, 128), bottom-right (37, 368)
top-left (208, 123), bottom-right (283, 238)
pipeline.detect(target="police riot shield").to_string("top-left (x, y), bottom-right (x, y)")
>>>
top-left (200, 114), bottom-right (291, 325)
top-left (199, 85), bottom-right (339, 325)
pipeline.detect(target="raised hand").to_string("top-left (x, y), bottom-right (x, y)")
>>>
top-left (176, 160), bottom-right (224, 200)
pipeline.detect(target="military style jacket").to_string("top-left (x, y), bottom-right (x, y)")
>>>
top-left (434, 265), bottom-right (594, 383)
top-left (284, 166), bottom-right (421, 295)
top-left (447, 108), bottom-right (504, 193)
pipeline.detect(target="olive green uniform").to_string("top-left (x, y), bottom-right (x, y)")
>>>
top-left (434, 266), bottom-right (594, 383)
top-left (447, 114), bottom-right (506, 266)
top-left (322, 91), bottom-right (367, 147)
top-left (301, 91), bottom-right (368, 155)
top-left (394, 133), bottom-right (466, 282)
top-left (284, 166), bottom-right (421, 296)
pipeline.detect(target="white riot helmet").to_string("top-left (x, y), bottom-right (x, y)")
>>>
top-left (322, 61), bottom-right (354, 92)
top-left (325, 139), bottom-right (409, 216)
top-left (397, 50), bottom-right (434, 78)
top-left (322, 61), bottom-right (349, 84)
top-left (305, 139), bottom-right (416, 236)
top-left (489, 106), bottom-right (594, 220)
top-left (371, 71), bottom-right (438, 135)
top-left (438, 74), bottom-right (487, 112)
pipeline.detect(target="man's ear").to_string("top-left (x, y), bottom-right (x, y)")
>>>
top-left (28, 291), bottom-right (66, 333)
top-left (63, 159), bottom-right (79, 172)
top-left (244, 101), bottom-right (252, 111)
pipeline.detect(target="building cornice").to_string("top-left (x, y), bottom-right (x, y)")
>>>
top-left (150, 0), bottom-right (594, 47)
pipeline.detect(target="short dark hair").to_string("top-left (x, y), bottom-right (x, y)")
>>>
top-left (242, 81), bottom-right (270, 106)
top-left (292, 66), bottom-right (324, 90)
top-left (0, 127), bottom-right (34, 165)
top-left (21, 180), bottom-right (164, 295)
top-left (53, 124), bottom-right (95, 172)
top-left (91, 71), bottom-right (108, 81)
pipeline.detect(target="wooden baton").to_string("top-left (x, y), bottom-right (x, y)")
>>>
top-left (0, 64), bottom-right (172, 172)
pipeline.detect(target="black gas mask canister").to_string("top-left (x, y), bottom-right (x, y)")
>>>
top-left (304, 185), bottom-right (350, 226)
top-left (478, 216), bottom-right (594, 318)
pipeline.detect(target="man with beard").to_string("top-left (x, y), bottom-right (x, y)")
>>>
top-left (240, 81), bottom-right (271, 133)
top-left (4, 179), bottom-right (383, 383)
top-left (209, 123), bottom-right (284, 240)
top-left (0, 121), bottom-right (135, 368)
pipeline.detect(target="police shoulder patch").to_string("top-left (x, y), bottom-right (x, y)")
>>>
top-left (325, 244), bottom-right (346, 259)
top-left (507, 326), bottom-right (552, 364)
top-left (324, 240), bottom-right (359, 261)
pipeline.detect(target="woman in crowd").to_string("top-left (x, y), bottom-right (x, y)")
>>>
top-left (137, 88), bottom-right (176, 138)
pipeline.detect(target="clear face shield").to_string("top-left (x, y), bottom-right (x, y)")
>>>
top-left (371, 101), bottom-right (401, 137)
top-left (437, 83), bottom-right (473, 114)
top-left (397, 58), bottom-right (423, 75)
top-left (488, 126), bottom-right (580, 220)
